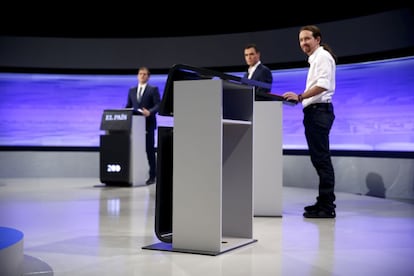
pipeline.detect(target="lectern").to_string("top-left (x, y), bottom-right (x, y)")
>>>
top-left (99, 109), bottom-right (148, 186)
top-left (143, 64), bottom-right (287, 255)
top-left (253, 101), bottom-right (283, 216)
top-left (144, 78), bottom-right (257, 255)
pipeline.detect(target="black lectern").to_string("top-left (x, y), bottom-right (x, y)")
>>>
top-left (99, 109), bottom-right (148, 186)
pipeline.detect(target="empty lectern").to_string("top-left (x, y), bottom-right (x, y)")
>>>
top-left (99, 109), bottom-right (148, 186)
top-left (144, 77), bottom-right (257, 255)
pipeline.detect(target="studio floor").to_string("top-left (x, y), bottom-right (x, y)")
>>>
top-left (0, 177), bottom-right (413, 276)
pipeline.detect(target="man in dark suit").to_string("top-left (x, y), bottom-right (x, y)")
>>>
top-left (243, 43), bottom-right (273, 95)
top-left (126, 66), bottom-right (161, 185)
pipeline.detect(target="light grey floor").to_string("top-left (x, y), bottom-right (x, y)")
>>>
top-left (1, 177), bottom-right (413, 276)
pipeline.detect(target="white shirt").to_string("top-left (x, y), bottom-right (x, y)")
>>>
top-left (247, 61), bottom-right (261, 79)
top-left (302, 46), bottom-right (336, 108)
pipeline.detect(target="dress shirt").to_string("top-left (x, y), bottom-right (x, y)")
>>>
top-left (302, 46), bottom-right (336, 108)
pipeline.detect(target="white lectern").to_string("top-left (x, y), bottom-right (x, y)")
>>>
top-left (253, 101), bottom-right (283, 216)
top-left (143, 79), bottom-right (257, 255)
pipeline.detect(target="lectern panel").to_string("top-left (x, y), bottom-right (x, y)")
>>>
top-left (100, 134), bottom-right (131, 185)
top-left (155, 126), bottom-right (173, 243)
top-left (100, 109), bottom-right (134, 131)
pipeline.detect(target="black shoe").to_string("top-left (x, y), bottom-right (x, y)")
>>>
top-left (305, 202), bottom-right (336, 212)
top-left (303, 208), bottom-right (336, 219)
top-left (146, 178), bottom-right (155, 185)
top-left (304, 203), bottom-right (320, 212)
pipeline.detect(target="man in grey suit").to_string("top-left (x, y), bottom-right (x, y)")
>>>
top-left (125, 66), bottom-right (161, 185)
top-left (243, 43), bottom-right (273, 95)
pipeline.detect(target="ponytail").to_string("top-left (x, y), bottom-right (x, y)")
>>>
top-left (321, 43), bottom-right (338, 64)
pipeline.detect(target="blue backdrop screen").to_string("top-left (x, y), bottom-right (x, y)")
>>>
top-left (0, 56), bottom-right (413, 151)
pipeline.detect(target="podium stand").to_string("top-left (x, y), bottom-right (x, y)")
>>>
top-left (253, 101), bottom-right (283, 216)
top-left (153, 126), bottom-right (173, 243)
top-left (143, 79), bottom-right (257, 255)
top-left (99, 109), bottom-right (148, 186)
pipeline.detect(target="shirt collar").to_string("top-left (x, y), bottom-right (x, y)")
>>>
top-left (308, 46), bottom-right (322, 64)
top-left (248, 61), bottom-right (261, 77)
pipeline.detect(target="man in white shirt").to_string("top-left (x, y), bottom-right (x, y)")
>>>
top-left (283, 25), bottom-right (337, 218)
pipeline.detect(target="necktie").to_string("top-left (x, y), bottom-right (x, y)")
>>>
top-left (138, 87), bottom-right (143, 101)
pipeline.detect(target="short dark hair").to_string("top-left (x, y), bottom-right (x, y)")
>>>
top-left (244, 43), bottom-right (260, 53)
top-left (138, 66), bottom-right (151, 76)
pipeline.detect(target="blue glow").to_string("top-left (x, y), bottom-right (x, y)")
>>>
top-left (0, 56), bottom-right (413, 151)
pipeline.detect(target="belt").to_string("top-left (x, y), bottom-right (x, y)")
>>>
top-left (303, 102), bottom-right (333, 113)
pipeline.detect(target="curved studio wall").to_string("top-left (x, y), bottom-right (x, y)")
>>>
top-left (0, 8), bottom-right (413, 201)
top-left (1, 9), bottom-right (413, 70)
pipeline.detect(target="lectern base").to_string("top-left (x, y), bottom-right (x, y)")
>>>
top-left (142, 238), bottom-right (257, 256)
top-left (93, 183), bottom-right (138, 188)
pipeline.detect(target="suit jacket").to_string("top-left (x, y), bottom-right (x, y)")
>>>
top-left (243, 63), bottom-right (273, 94)
top-left (125, 84), bottom-right (161, 131)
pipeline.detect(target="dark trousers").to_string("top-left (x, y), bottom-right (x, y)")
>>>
top-left (146, 129), bottom-right (156, 179)
top-left (303, 103), bottom-right (336, 209)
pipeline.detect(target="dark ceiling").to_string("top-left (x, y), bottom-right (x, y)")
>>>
top-left (2, 5), bottom-right (412, 38)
